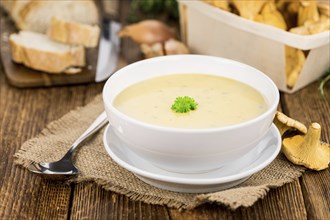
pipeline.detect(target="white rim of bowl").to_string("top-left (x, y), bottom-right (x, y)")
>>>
top-left (103, 54), bottom-right (280, 133)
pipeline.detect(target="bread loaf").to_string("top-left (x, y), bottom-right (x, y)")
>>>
top-left (0, 0), bottom-right (15, 12)
top-left (2, 0), bottom-right (99, 33)
top-left (10, 31), bottom-right (85, 74)
top-left (48, 17), bottom-right (100, 48)
top-left (1, 0), bottom-right (30, 24)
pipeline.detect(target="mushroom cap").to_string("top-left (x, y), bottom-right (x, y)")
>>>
top-left (318, 2), bottom-right (330, 17)
top-left (290, 16), bottom-right (330, 35)
top-left (298, 0), bottom-right (320, 26)
top-left (282, 123), bottom-right (330, 171)
top-left (254, 2), bottom-right (288, 30)
top-left (117, 20), bottom-right (175, 45)
top-left (285, 47), bottom-right (305, 88)
top-left (274, 111), bottom-right (307, 136)
top-left (140, 38), bottom-right (189, 59)
top-left (140, 42), bottom-right (164, 59)
top-left (205, 0), bottom-right (229, 11)
top-left (231, 0), bottom-right (267, 20)
top-left (164, 39), bottom-right (189, 55)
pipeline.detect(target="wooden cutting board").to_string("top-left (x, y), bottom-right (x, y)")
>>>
top-left (0, 10), bottom-right (99, 88)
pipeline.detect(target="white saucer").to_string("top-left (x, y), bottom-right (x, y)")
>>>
top-left (103, 124), bottom-right (281, 193)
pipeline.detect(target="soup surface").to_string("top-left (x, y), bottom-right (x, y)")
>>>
top-left (113, 74), bottom-right (268, 128)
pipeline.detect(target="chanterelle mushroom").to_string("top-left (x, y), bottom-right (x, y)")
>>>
top-left (290, 15), bottom-right (330, 35)
top-left (282, 123), bottom-right (330, 171)
top-left (204, 0), bottom-right (229, 11)
top-left (117, 20), bottom-right (175, 45)
top-left (254, 2), bottom-right (288, 30)
top-left (231, 0), bottom-right (267, 20)
top-left (163, 38), bottom-right (190, 55)
top-left (298, 0), bottom-right (320, 26)
top-left (273, 111), bottom-right (307, 136)
top-left (285, 46), bottom-right (306, 88)
top-left (318, 1), bottom-right (330, 17)
top-left (140, 38), bottom-right (189, 59)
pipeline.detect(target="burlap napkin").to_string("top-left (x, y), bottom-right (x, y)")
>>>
top-left (15, 95), bottom-right (306, 210)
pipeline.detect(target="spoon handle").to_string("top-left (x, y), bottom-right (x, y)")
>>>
top-left (66, 111), bottom-right (108, 157)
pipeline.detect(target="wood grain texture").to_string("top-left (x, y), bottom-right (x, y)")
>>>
top-left (282, 81), bottom-right (330, 141)
top-left (0, 72), bottom-right (68, 219)
top-left (1, 0), bottom-right (329, 219)
top-left (167, 180), bottom-right (306, 220)
top-left (70, 182), bottom-right (170, 220)
top-left (282, 81), bottom-right (330, 220)
top-left (0, 57), bottom-right (104, 219)
top-left (300, 170), bottom-right (330, 220)
top-left (239, 180), bottom-right (307, 220)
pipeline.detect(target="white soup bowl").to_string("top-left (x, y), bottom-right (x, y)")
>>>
top-left (103, 55), bottom-right (279, 173)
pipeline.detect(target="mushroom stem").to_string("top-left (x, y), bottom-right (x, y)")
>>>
top-left (303, 123), bottom-right (321, 149)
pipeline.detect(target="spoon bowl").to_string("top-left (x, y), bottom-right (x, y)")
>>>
top-left (27, 112), bottom-right (108, 179)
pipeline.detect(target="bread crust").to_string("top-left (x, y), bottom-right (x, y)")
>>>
top-left (17, 0), bottom-right (99, 33)
top-left (0, 0), bottom-right (16, 12)
top-left (8, 0), bottom-right (30, 26)
top-left (10, 32), bottom-right (85, 74)
top-left (48, 17), bottom-right (100, 48)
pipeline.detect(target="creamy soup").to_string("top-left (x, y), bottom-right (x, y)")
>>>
top-left (113, 74), bottom-right (268, 128)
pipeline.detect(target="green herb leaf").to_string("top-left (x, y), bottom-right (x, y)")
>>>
top-left (128, 0), bottom-right (179, 23)
top-left (319, 67), bottom-right (330, 97)
top-left (171, 96), bottom-right (198, 113)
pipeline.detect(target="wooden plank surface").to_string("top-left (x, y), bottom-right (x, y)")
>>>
top-left (70, 182), bottom-right (171, 220)
top-left (282, 82), bottom-right (330, 220)
top-left (0, 0), bottom-right (329, 219)
top-left (0, 63), bottom-right (104, 219)
top-left (168, 181), bottom-right (307, 220)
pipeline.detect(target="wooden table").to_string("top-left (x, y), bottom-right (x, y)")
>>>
top-left (1, 2), bottom-right (329, 219)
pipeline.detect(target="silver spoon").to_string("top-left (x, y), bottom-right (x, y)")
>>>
top-left (27, 111), bottom-right (108, 180)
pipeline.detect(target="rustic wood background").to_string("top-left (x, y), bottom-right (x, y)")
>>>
top-left (0, 1), bottom-right (329, 219)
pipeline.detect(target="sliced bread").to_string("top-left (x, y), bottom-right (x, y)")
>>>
top-left (0, 0), bottom-right (16, 12)
top-left (48, 16), bottom-right (100, 48)
top-left (14, 0), bottom-right (99, 33)
top-left (4, 0), bottom-right (31, 23)
top-left (10, 31), bottom-right (85, 74)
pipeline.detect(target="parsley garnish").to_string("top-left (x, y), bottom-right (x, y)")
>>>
top-left (171, 96), bottom-right (198, 113)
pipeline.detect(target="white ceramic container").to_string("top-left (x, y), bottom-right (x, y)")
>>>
top-left (103, 55), bottom-right (279, 173)
top-left (178, 0), bottom-right (330, 93)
